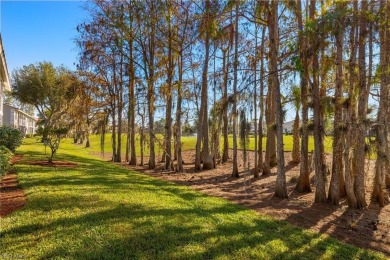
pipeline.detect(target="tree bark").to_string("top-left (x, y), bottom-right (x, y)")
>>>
top-left (128, 4), bottom-right (137, 166)
top-left (176, 52), bottom-right (184, 172)
top-left (344, 1), bottom-right (359, 208)
top-left (268, 1), bottom-right (287, 198)
top-left (164, 6), bottom-right (174, 170)
top-left (329, 12), bottom-right (345, 205)
top-left (258, 25), bottom-right (266, 175)
top-left (85, 118), bottom-right (91, 148)
top-left (310, 0), bottom-right (327, 203)
top-left (196, 0), bottom-right (213, 171)
top-left (139, 104), bottom-right (145, 167)
top-left (253, 22), bottom-right (259, 177)
top-left (352, 1), bottom-right (368, 209)
top-left (111, 105), bottom-right (117, 162)
top-left (231, 0), bottom-right (239, 178)
top-left (115, 53), bottom-right (124, 163)
top-left (372, 0), bottom-right (390, 206)
top-left (222, 48), bottom-right (229, 163)
top-left (295, 0), bottom-right (311, 193)
top-left (291, 109), bottom-right (300, 164)
top-left (263, 89), bottom-right (275, 175)
top-left (148, 14), bottom-right (156, 170)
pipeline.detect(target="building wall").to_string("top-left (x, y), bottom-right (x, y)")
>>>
top-left (1, 34), bottom-right (11, 126)
top-left (3, 104), bottom-right (37, 135)
top-left (0, 82), bottom-right (3, 126)
top-left (3, 103), bottom-right (11, 126)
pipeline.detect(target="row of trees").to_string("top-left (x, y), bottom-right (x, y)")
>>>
top-left (11, 0), bottom-right (389, 209)
top-left (75, 0), bottom-right (389, 208)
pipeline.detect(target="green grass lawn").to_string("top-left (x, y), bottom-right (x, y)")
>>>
top-left (85, 134), bottom-right (198, 157)
top-left (229, 135), bottom-right (334, 153)
top-left (85, 134), bottom-right (334, 158)
top-left (0, 138), bottom-right (384, 259)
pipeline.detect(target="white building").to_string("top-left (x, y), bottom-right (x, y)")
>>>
top-left (282, 120), bottom-right (295, 135)
top-left (3, 104), bottom-right (37, 135)
top-left (0, 34), bottom-right (11, 125)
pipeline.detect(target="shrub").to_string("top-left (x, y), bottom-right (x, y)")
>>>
top-left (0, 145), bottom-right (13, 176)
top-left (0, 126), bottom-right (23, 152)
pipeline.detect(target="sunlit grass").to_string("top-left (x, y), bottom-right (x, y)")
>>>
top-left (0, 138), bottom-right (384, 259)
top-left (85, 134), bottom-right (333, 156)
top-left (78, 133), bottom-right (378, 160)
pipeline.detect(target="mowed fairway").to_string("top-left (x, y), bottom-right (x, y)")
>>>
top-left (86, 134), bottom-right (333, 156)
top-left (0, 139), bottom-right (384, 259)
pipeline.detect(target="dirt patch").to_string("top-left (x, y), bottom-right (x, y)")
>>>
top-left (122, 150), bottom-right (390, 257)
top-left (0, 173), bottom-right (26, 217)
top-left (28, 160), bottom-right (78, 168)
top-left (11, 154), bottom-right (23, 165)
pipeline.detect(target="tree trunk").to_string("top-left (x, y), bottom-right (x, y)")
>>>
top-left (263, 90), bottom-right (275, 175)
top-left (176, 52), bottom-right (184, 172)
top-left (126, 118), bottom-right (130, 162)
top-left (268, 1), bottom-right (287, 198)
top-left (148, 85), bottom-right (156, 169)
top-left (148, 4), bottom-right (156, 170)
top-left (116, 72), bottom-right (123, 163)
top-left (196, 0), bottom-right (213, 171)
top-left (352, 1), bottom-right (368, 209)
top-left (128, 11), bottom-right (137, 166)
top-left (165, 7), bottom-right (174, 170)
top-left (116, 119), bottom-right (122, 162)
top-left (222, 48), bottom-right (229, 163)
top-left (129, 77), bottom-right (136, 165)
top-left (195, 104), bottom-right (203, 171)
top-left (173, 127), bottom-right (177, 161)
top-left (253, 22), bottom-right (259, 177)
top-left (258, 25), bottom-right (266, 175)
top-left (211, 43), bottom-right (221, 168)
top-left (344, 1), bottom-right (359, 208)
top-left (85, 119), bottom-right (91, 148)
top-left (116, 105), bottom-right (122, 162)
top-left (295, 0), bottom-right (311, 193)
top-left (291, 110), bottom-right (300, 164)
top-left (231, 0), bottom-right (239, 178)
top-left (372, 0), bottom-right (390, 206)
top-left (111, 107), bottom-right (117, 162)
top-left (311, 0), bottom-right (327, 203)
top-left (164, 77), bottom-right (173, 170)
top-left (329, 14), bottom-right (345, 205)
top-left (264, 13), bottom-right (277, 174)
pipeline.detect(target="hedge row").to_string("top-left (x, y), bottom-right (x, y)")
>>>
top-left (0, 126), bottom-right (23, 176)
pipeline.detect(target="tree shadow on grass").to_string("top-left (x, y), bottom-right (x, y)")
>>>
top-left (2, 203), bottom-right (378, 259)
top-left (5, 149), bottom-right (383, 259)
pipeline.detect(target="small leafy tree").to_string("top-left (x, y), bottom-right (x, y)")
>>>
top-left (44, 128), bottom-right (68, 163)
top-left (12, 62), bottom-right (76, 142)
top-left (0, 126), bottom-right (23, 152)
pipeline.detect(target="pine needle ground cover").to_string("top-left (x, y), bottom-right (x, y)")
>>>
top-left (0, 138), bottom-right (384, 259)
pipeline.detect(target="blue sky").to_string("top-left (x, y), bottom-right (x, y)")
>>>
top-left (1, 1), bottom-right (87, 74)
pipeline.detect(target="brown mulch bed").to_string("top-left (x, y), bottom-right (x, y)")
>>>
top-left (11, 154), bottom-right (23, 165)
top-left (0, 155), bottom-right (26, 217)
top-left (121, 150), bottom-right (390, 257)
top-left (28, 160), bottom-right (78, 167)
top-left (1, 156), bottom-right (78, 218)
